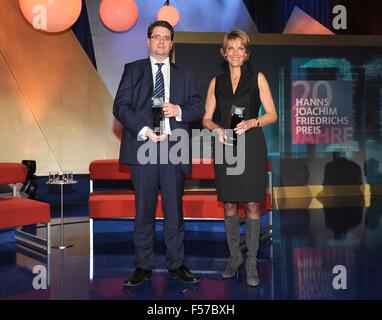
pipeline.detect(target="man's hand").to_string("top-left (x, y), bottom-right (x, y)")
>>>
top-left (145, 128), bottom-right (167, 142)
top-left (162, 103), bottom-right (180, 118)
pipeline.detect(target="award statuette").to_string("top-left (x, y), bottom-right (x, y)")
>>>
top-left (228, 105), bottom-right (245, 145)
top-left (152, 97), bottom-right (165, 135)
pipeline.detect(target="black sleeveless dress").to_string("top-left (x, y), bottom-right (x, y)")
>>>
top-left (213, 63), bottom-right (267, 202)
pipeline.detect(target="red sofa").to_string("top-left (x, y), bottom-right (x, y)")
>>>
top-left (0, 163), bottom-right (51, 253)
top-left (88, 159), bottom-right (272, 249)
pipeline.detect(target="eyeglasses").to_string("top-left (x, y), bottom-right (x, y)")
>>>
top-left (150, 34), bottom-right (172, 42)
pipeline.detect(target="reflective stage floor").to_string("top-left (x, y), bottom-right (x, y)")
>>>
top-left (1, 196), bottom-right (382, 300)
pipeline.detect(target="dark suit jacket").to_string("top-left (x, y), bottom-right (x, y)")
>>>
top-left (113, 58), bottom-right (204, 173)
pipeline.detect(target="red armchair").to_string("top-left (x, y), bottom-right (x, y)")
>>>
top-left (0, 163), bottom-right (51, 253)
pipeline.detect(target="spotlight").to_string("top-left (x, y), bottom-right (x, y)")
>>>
top-left (21, 160), bottom-right (37, 199)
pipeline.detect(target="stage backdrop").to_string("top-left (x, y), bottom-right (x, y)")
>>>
top-left (85, 0), bottom-right (258, 98)
top-left (174, 33), bottom-right (382, 197)
top-left (0, 0), bottom-right (119, 175)
top-left (0, 0), bottom-right (258, 176)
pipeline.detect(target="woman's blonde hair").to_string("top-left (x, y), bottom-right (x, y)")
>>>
top-left (220, 29), bottom-right (250, 61)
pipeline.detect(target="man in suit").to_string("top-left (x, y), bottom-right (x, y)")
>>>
top-left (113, 21), bottom-right (204, 287)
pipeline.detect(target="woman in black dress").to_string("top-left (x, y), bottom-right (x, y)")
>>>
top-left (203, 30), bottom-right (277, 286)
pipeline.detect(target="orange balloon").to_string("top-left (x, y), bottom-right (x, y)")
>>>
top-left (100, 0), bottom-right (138, 32)
top-left (157, 5), bottom-right (180, 27)
top-left (19, 0), bottom-right (82, 33)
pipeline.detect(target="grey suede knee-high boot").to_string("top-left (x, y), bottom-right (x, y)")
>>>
top-left (222, 215), bottom-right (243, 279)
top-left (245, 218), bottom-right (260, 286)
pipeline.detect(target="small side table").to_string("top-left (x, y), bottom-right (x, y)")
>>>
top-left (46, 180), bottom-right (77, 250)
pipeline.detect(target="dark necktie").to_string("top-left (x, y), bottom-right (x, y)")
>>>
top-left (153, 63), bottom-right (165, 99)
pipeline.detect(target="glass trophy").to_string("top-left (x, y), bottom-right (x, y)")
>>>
top-left (152, 97), bottom-right (165, 135)
top-left (228, 105), bottom-right (245, 145)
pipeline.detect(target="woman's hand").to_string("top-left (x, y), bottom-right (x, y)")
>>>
top-left (213, 127), bottom-right (233, 145)
top-left (234, 119), bottom-right (258, 135)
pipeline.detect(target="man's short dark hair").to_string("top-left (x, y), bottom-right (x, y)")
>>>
top-left (147, 21), bottom-right (174, 40)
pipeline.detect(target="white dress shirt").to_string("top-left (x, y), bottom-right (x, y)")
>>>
top-left (138, 56), bottom-right (182, 140)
